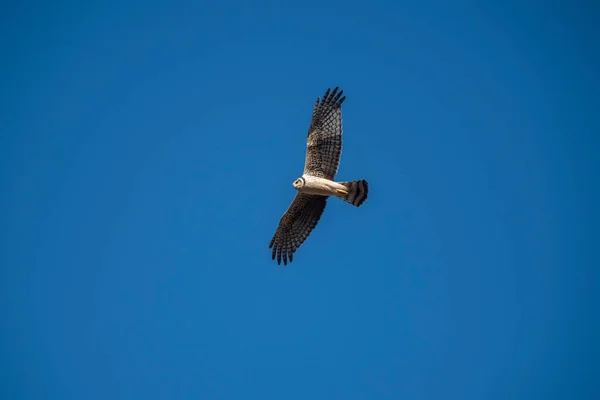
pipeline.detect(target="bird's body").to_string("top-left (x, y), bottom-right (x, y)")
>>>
top-left (269, 87), bottom-right (369, 265)
top-left (293, 175), bottom-right (369, 207)
top-left (293, 175), bottom-right (347, 197)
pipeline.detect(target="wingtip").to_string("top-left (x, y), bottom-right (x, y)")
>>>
top-left (322, 87), bottom-right (345, 106)
top-left (271, 247), bottom-right (295, 266)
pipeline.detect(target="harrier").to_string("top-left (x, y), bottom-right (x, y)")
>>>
top-left (269, 87), bottom-right (369, 265)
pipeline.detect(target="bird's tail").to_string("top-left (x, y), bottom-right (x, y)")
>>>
top-left (339, 180), bottom-right (369, 207)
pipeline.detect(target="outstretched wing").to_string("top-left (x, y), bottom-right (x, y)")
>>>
top-left (269, 193), bottom-right (327, 265)
top-left (303, 87), bottom-right (346, 179)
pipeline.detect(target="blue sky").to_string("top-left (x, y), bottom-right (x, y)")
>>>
top-left (1, 1), bottom-right (598, 399)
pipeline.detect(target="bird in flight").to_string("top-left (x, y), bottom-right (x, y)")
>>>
top-left (269, 87), bottom-right (369, 265)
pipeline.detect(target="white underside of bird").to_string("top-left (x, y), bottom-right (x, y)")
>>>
top-left (296, 175), bottom-right (349, 197)
top-left (292, 175), bottom-right (369, 207)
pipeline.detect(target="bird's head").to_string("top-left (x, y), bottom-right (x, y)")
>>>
top-left (292, 177), bottom-right (305, 190)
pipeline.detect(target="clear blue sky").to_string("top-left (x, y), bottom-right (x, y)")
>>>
top-left (1, 1), bottom-right (598, 399)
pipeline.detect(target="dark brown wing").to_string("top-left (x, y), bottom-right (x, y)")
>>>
top-left (269, 193), bottom-right (327, 265)
top-left (303, 87), bottom-right (346, 179)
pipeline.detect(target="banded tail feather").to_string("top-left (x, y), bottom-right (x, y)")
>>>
top-left (339, 180), bottom-right (369, 207)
